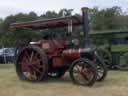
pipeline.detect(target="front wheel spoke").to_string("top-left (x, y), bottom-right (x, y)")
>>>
top-left (73, 69), bottom-right (81, 73)
top-left (75, 65), bottom-right (81, 73)
top-left (79, 67), bottom-right (89, 80)
top-left (81, 72), bottom-right (90, 81)
top-left (97, 73), bottom-right (101, 77)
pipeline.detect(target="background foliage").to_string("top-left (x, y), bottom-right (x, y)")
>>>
top-left (0, 6), bottom-right (128, 47)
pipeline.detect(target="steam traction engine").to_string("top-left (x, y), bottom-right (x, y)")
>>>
top-left (10, 7), bottom-right (107, 86)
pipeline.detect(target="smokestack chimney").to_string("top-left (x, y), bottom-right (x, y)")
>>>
top-left (81, 7), bottom-right (90, 47)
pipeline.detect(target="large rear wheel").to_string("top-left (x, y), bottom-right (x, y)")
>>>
top-left (97, 48), bottom-right (112, 69)
top-left (70, 58), bottom-right (97, 86)
top-left (15, 46), bottom-right (48, 82)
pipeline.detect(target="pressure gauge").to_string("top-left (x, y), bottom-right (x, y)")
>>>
top-left (72, 38), bottom-right (79, 46)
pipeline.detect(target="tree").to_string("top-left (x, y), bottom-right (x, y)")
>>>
top-left (0, 19), bottom-right (4, 33)
top-left (40, 11), bottom-right (58, 19)
top-left (92, 6), bottom-right (122, 30)
top-left (29, 11), bottom-right (38, 20)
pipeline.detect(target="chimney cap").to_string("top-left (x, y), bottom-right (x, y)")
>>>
top-left (81, 7), bottom-right (89, 12)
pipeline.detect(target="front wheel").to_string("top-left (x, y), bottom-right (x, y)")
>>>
top-left (69, 58), bottom-right (97, 86)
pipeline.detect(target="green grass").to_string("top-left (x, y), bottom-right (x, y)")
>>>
top-left (98, 45), bottom-right (128, 52)
top-left (0, 64), bottom-right (128, 96)
top-left (111, 45), bottom-right (128, 52)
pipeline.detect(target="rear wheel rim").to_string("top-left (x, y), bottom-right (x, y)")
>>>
top-left (17, 48), bottom-right (44, 81)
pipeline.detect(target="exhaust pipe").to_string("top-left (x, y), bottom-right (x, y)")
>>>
top-left (81, 7), bottom-right (91, 48)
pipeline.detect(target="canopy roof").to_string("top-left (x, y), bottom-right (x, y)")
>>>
top-left (10, 16), bottom-right (81, 29)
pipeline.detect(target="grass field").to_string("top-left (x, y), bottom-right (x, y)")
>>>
top-left (0, 64), bottom-right (128, 96)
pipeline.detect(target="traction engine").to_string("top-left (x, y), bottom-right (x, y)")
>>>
top-left (10, 7), bottom-right (107, 86)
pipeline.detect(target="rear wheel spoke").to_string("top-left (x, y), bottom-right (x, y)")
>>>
top-left (33, 66), bottom-right (42, 73)
top-left (31, 59), bottom-right (42, 65)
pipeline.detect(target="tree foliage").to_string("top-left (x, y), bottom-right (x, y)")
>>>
top-left (0, 6), bottom-right (128, 47)
top-left (92, 6), bottom-right (122, 30)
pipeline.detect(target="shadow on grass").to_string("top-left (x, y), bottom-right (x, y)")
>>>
top-left (47, 77), bottom-right (72, 84)
top-left (20, 76), bottom-right (109, 88)
top-left (27, 76), bottom-right (72, 85)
